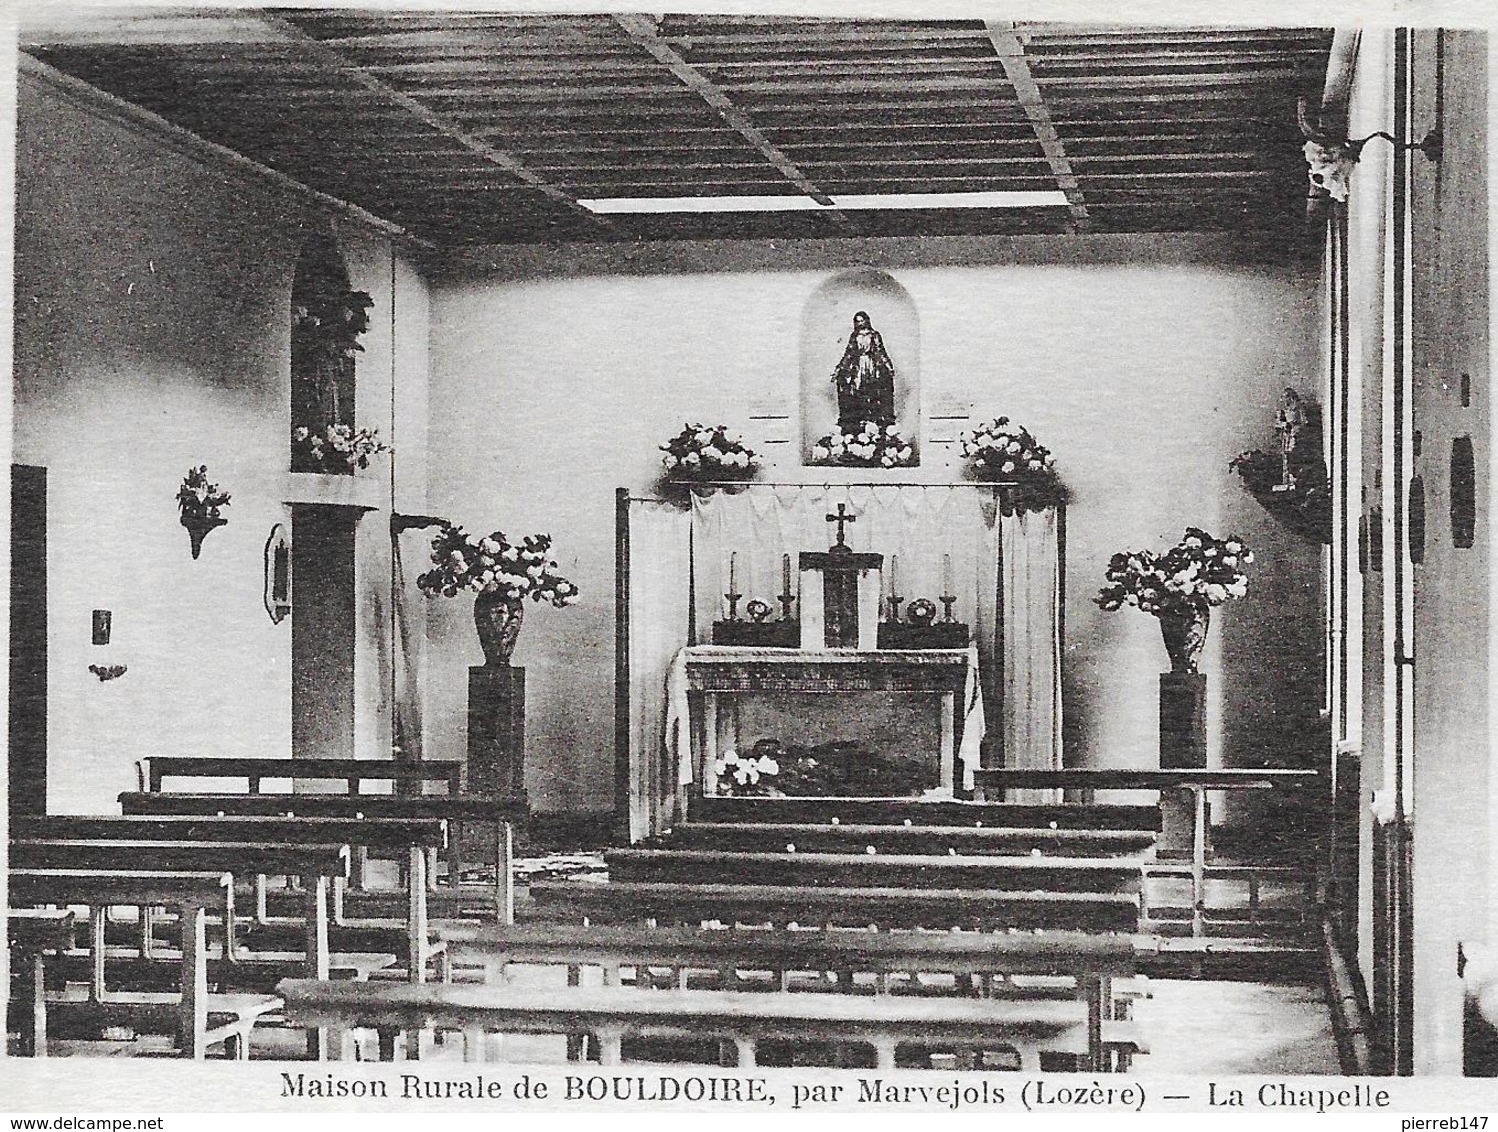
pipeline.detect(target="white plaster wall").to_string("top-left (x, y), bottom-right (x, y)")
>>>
top-left (12, 74), bottom-right (430, 812)
top-left (428, 235), bottom-right (1323, 813)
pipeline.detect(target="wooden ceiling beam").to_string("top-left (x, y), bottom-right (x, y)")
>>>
top-left (256, 13), bottom-right (608, 228)
top-left (612, 12), bottom-right (847, 223)
top-left (984, 21), bottom-right (1088, 232)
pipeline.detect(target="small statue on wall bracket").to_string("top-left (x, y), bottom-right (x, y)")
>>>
top-left (832, 311), bottom-right (897, 432)
top-left (177, 464), bottom-right (231, 559)
top-left (1230, 389), bottom-right (1330, 544)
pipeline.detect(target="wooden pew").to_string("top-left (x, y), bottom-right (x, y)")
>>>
top-left (436, 923), bottom-right (1142, 1070)
top-left (606, 848), bottom-right (1141, 893)
top-left (662, 821), bottom-right (1157, 858)
top-left (690, 794), bottom-right (1160, 831)
top-left (528, 880), bottom-right (1140, 933)
top-left (13, 815), bottom-right (448, 978)
top-left (971, 767), bottom-right (1324, 938)
top-left (8, 909), bottom-right (77, 1056)
top-left (139, 756), bottom-right (462, 796)
top-left (276, 978), bottom-right (1140, 1071)
top-left (10, 839), bottom-right (354, 977)
top-left (8, 869), bottom-right (272, 1059)
top-left (119, 792), bottom-right (527, 926)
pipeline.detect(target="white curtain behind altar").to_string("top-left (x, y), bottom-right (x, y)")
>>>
top-left (626, 499), bottom-right (692, 841)
top-left (1000, 506), bottom-right (1063, 804)
top-left (688, 485), bottom-right (1062, 792)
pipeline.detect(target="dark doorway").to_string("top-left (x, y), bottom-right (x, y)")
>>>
top-left (10, 464), bottom-right (47, 816)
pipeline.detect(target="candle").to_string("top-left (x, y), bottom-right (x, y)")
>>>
top-left (729, 552), bottom-right (738, 592)
top-left (782, 553), bottom-right (792, 595)
top-left (890, 554), bottom-right (899, 596)
top-left (943, 553), bottom-right (954, 594)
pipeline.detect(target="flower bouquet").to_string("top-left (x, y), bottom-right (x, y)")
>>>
top-left (177, 465), bottom-right (231, 559)
top-left (660, 423), bottom-right (760, 482)
top-left (713, 747), bottom-right (780, 797)
top-left (292, 423), bottom-right (390, 474)
top-left (807, 422), bottom-right (915, 468)
top-left (418, 523), bottom-right (579, 666)
top-left (961, 417), bottom-right (1064, 512)
top-left (1094, 527), bottom-right (1253, 673)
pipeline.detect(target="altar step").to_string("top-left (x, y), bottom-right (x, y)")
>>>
top-left (606, 848), bottom-right (1142, 895)
top-left (658, 821), bottom-right (1157, 858)
top-left (527, 880), bottom-right (1141, 933)
top-left (689, 795), bottom-right (1158, 832)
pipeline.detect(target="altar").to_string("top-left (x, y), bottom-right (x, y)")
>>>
top-left (618, 483), bottom-right (1063, 841)
top-left (666, 645), bottom-right (985, 798)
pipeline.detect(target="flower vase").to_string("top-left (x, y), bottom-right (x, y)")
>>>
top-left (1158, 608), bottom-right (1211, 674)
top-left (474, 592), bottom-right (524, 666)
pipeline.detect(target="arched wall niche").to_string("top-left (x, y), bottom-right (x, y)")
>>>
top-left (290, 231), bottom-right (358, 472)
top-left (799, 268), bottom-right (921, 464)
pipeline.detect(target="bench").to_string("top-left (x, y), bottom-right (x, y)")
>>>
top-left (10, 839), bottom-right (354, 980)
top-left (663, 821), bottom-right (1157, 858)
top-left (437, 923), bottom-right (1142, 1070)
top-left (689, 794), bottom-right (1160, 831)
top-left (276, 979), bottom-right (1144, 1071)
top-left (8, 909), bottom-right (78, 1056)
top-left (15, 816), bottom-right (448, 980)
top-left (606, 848), bottom-right (1141, 893)
top-left (972, 768), bottom-right (1324, 937)
top-left (8, 868), bottom-right (260, 1058)
top-left (139, 756), bottom-right (463, 796)
top-left (528, 880), bottom-right (1141, 933)
top-left (118, 792), bottom-right (527, 926)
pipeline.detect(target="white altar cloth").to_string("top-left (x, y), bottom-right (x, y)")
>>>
top-left (664, 644), bottom-right (986, 793)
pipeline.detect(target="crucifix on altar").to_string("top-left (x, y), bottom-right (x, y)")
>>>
top-left (798, 502), bottom-right (883, 649)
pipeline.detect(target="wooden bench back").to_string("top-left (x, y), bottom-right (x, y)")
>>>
top-left (439, 923), bottom-right (1138, 977)
top-left (14, 814), bottom-right (447, 850)
top-left (140, 756), bottom-right (463, 796)
top-left (10, 838), bottom-right (350, 880)
top-left (118, 792), bottom-right (526, 822)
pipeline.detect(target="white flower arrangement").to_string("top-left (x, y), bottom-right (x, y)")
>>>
top-left (292, 423), bottom-right (390, 473)
top-left (1095, 527), bottom-right (1253, 618)
top-left (960, 416), bottom-right (1063, 511)
top-left (713, 748), bottom-right (780, 796)
top-left (661, 423), bottom-right (760, 482)
top-left (807, 421), bottom-right (915, 468)
top-left (417, 524), bottom-right (579, 607)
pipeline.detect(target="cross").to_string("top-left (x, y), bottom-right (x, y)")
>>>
top-left (826, 502), bottom-right (856, 547)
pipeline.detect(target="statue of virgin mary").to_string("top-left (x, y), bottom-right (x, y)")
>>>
top-left (832, 311), bottom-right (896, 431)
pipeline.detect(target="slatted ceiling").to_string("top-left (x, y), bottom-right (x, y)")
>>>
top-left (21, 14), bottom-right (1333, 246)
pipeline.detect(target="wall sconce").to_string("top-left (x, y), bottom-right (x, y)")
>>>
top-left (89, 664), bottom-right (127, 682)
top-left (1299, 97), bottom-right (1442, 209)
top-left (177, 464), bottom-right (231, 559)
top-left (264, 524), bottom-right (291, 624)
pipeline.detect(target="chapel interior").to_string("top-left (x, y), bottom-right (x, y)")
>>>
top-left (3, 12), bottom-right (1493, 1079)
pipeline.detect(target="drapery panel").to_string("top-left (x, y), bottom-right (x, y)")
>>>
top-left (999, 506), bottom-right (1063, 804)
top-left (625, 499), bottom-right (692, 842)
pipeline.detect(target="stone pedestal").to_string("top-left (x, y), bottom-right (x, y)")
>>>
top-left (468, 666), bottom-right (525, 798)
top-left (1159, 673), bottom-right (1207, 769)
top-left (1158, 673), bottom-right (1209, 859)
